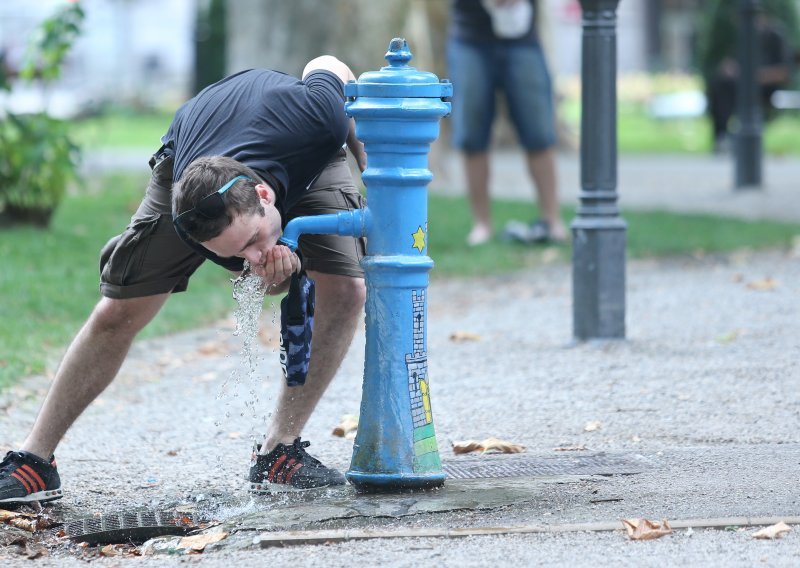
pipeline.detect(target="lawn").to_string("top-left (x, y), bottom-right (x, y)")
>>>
top-left (68, 79), bottom-right (800, 156)
top-left (2, 175), bottom-right (799, 389)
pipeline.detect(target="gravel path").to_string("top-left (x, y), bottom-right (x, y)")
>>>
top-left (1, 246), bottom-right (799, 565)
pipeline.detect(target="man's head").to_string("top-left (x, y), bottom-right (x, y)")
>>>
top-left (173, 156), bottom-right (283, 266)
top-left (172, 156), bottom-right (265, 242)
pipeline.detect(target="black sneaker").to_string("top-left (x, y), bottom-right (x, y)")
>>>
top-left (249, 438), bottom-right (346, 493)
top-left (0, 451), bottom-right (63, 506)
top-left (503, 219), bottom-right (567, 244)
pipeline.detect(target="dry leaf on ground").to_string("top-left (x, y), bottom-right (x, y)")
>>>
top-left (100, 544), bottom-right (122, 557)
top-left (0, 509), bottom-right (56, 532)
top-left (752, 521), bottom-right (792, 540)
top-left (622, 518), bottom-right (673, 540)
top-left (197, 342), bottom-right (230, 357)
top-left (452, 437), bottom-right (526, 455)
top-left (332, 415), bottom-right (359, 438)
top-left (716, 329), bottom-right (743, 344)
top-left (449, 331), bottom-right (482, 342)
top-left (178, 531), bottom-right (228, 553)
top-left (584, 420), bottom-right (602, 432)
top-left (746, 277), bottom-right (777, 291)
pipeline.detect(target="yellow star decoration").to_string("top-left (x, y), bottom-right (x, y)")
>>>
top-left (411, 226), bottom-right (426, 252)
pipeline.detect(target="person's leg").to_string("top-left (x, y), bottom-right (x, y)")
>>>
top-left (524, 148), bottom-right (566, 240)
top-left (464, 151), bottom-right (492, 245)
top-left (261, 272), bottom-right (365, 450)
top-left (259, 156), bottom-right (366, 453)
top-left (707, 73), bottom-right (736, 151)
top-left (447, 38), bottom-right (496, 245)
top-left (503, 42), bottom-right (566, 240)
top-left (22, 294), bottom-right (168, 459)
top-left (16, 152), bottom-right (204, 461)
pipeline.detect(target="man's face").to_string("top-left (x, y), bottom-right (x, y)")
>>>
top-left (201, 201), bottom-right (283, 275)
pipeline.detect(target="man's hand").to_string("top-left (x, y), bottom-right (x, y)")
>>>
top-left (347, 119), bottom-right (367, 173)
top-left (253, 245), bottom-right (300, 292)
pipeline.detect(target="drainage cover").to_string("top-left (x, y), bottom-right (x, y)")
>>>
top-left (442, 452), bottom-right (650, 480)
top-left (65, 509), bottom-right (200, 545)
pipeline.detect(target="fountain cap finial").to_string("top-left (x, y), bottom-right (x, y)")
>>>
top-left (344, 37), bottom-right (452, 99)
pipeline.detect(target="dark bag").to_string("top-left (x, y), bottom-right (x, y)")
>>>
top-left (279, 270), bottom-right (315, 387)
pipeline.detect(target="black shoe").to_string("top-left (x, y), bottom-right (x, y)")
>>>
top-left (503, 219), bottom-right (552, 243)
top-left (0, 451), bottom-right (63, 506)
top-left (249, 438), bottom-right (346, 493)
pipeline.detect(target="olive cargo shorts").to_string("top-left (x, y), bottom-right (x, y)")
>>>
top-left (99, 152), bottom-right (366, 299)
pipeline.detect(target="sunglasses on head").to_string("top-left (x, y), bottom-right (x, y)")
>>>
top-left (173, 175), bottom-right (254, 232)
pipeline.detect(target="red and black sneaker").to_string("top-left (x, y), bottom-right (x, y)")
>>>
top-left (249, 438), bottom-right (346, 493)
top-left (0, 451), bottom-right (63, 506)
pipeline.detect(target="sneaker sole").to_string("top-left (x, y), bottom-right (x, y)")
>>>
top-left (248, 481), bottom-right (345, 494)
top-left (0, 488), bottom-right (63, 505)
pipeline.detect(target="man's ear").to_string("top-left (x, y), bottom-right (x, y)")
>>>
top-left (255, 183), bottom-right (275, 205)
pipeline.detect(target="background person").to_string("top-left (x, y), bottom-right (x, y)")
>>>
top-left (447, 0), bottom-right (566, 246)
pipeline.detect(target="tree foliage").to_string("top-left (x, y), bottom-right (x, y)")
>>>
top-left (0, 2), bottom-right (84, 226)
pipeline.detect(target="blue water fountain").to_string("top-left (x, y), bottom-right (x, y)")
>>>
top-left (279, 38), bottom-right (452, 491)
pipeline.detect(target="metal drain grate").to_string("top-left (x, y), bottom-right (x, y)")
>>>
top-left (65, 509), bottom-right (200, 545)
top-left (442, 452), bottom-right (650, 480)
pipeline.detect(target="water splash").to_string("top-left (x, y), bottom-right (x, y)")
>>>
top-left (214, 261), bottom-right (275, 432)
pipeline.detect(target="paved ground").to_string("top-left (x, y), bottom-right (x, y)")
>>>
top-left (430, 149), bottom-right (800, 222)
top-left (1, 150), bottom-right (798, 565)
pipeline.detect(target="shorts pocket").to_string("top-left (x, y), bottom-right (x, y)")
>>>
top-left (99, 214), bottom-right (160, 287)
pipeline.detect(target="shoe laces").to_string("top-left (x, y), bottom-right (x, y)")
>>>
top-left (284, 438), bottom-right (321, 466)
top-left (0, 451), bottom-right (24, 473)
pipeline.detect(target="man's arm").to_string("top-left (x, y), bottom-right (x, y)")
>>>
top-left (303, 56), bottom-right (367, 172)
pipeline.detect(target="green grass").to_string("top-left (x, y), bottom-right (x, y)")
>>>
top-left (614, 102), bottom-right (800, 155)
top-left (70, 109), bottom-right (173, 149)
top-left (428, 195), bottom-right (800, 275)
top-left (0, 174), bottom-right (235, 389)
top-left (1, 177), bottom-right (798, 390)
top-left (70, 103), bottom-right (800, 156)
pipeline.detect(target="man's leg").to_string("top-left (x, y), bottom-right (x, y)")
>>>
top-left (464, 151), bottom-right (492, 246)
top-left (22, 294), bottom-right (168, 459)
top-left (261, 273), bottom-right (365, 450)
top-left (525, 147), bottom-right (566, 241)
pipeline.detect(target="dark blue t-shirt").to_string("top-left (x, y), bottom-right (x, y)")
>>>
top-left (164, 68), bottom-right (348, 215)
top-left (162, 68), bottom-right (349, 271)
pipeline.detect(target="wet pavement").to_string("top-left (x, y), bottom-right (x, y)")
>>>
top-left (1, 150), bottom-right (799, 565)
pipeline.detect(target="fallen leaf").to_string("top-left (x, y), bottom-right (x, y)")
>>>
top-left (752, 521), bottom-right (792, 540)
top-left (228, 432), bottom-right (241, 439)
top-left (622, 518), bottom-right (673, 540)
top-left (177, 531), bottom-right (228, 553)
top-left (332, 415), bottom-right (358, 438)
top-left (452, 437), bottom-right (526, 455)
top-left (197, 342), bottom-right (230, 357)
top-left (746, 277), bottom-right (777, 291)
top-left (449, 331), bottom-right (482, 342)
top-left (554, 444), bottom-right (587, 452)
top-left (451, 440), bottom-right (484, 455)
top-left (0, 510), bottom-right (38, 532)
top-left (584, 420), bottom-right (602, 432)
top-left (716, 329), bottom-right (743, 344)
top-left (100, 544), bottom-right (121, 557)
